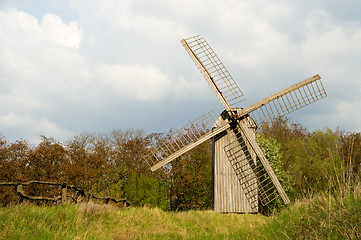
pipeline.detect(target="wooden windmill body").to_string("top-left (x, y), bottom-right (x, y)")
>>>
top-left (147, 35), bottom-right (327, 213)
top-left (213, 110), bottom-right (258, 212)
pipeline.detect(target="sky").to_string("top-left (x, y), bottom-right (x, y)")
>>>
top-left (0, 0), bottom-right (360, 144)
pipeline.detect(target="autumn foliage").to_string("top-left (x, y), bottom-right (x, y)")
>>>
top-left (1, 118), bottom-right (361, 210)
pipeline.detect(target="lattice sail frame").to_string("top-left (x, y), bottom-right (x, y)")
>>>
top-left (248, 75), bottom-right (327, 126)
top-left (181, 35), bottom-right (245, 111)
top-left (146, 111), bottom-right (219, 167)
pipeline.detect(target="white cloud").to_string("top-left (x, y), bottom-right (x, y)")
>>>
top-left (0, 6), bottom-right (208, 142)
top-left (69, 0), bottom-right (190, 44)
top-left (0, 113), bottom-right (27, 127)
top-left (1, 0), bottom-right (361, 143)
top-left (98, 63), bottom-right (172, 101)
top-left (0, 113), bottom-right (73, 143)
top-left (41, 13), bottom-right (81, 48)
top-left (0, 8), bottom-right (186, 103)
top-left (35, 118), bottom-right (73, 139)
top-left (0, 8), bottom-right (81, 48)
top-left (334, 99), bottom-right (361, 132)
top-left (97, 63), bottom-right (209, 101)
top-left (0, 8), bottom-right (40, 38)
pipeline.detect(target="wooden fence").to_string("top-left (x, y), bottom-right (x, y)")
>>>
top-left (0, 181), bottom-right (129, 207)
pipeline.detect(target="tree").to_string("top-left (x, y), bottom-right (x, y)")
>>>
top-left (169, 141), bottom-right (213, 211)
top-left (0, 138), bottom-right (30, 206)
top-left (25, 136), bottom-right (69, 182)
top-left (337, 131), bottom-right (361, 192)
top-left (124, 172), bottom-right (170, 210)
top-left (257, 134), bottom-right (296, 197)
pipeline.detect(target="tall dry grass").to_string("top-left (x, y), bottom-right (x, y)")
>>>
top-left (0, 202), bottom-right (268, 239)
top-left (1, 185), bottom-right (360, 239)
top-left (255, 191), bottom-right (361, 239)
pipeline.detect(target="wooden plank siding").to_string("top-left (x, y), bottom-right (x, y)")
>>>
top-left (212, 110), bottom-right (258, 213)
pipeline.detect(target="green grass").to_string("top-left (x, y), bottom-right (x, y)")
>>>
top-left (0, 202), bottom-right (267, 239)
top-left (255, 192), bottom-right (361, 239)
top-left (1, 192), bottom-right (360, 239)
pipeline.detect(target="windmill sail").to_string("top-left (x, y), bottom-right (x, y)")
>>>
top-left (147, 111), bottom-right (230, 171)
top-left (224, 120), bottom-right (290, 209)
top-left (181, 35), bottom-right (245, 111)
top-left (244, 74), bottom-right (327, 126)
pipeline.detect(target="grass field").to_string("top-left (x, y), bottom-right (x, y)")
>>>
top-left (1, 192), bottom-right (360, 239)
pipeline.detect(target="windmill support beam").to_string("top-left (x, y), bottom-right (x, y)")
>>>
top-left (151, 123), bottom-right (230, 171)
top-left (239, 124), bottom-right (290, 204)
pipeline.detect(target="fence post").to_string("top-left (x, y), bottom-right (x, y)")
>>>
top-left (16, 184), bottom-right (23, 203)
top-left (61, 184), bottom-right (67, 204)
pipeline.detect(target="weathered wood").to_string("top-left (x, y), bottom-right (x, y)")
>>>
top-left (0, 182), bottom-right (18, 186)
top-left (91, 195), bottom-right (129, 205)
top-left (181, 39), bottom-right (232, 112)
top-left (16, 185), bottom-right (62, 202)
top-left (213, 110), bottom-right (258, 213)
top-left (241, 75), bottom-right (321, 117)
top-left (16, 184), bottom-right (23, 194)
top-left (181, 36), bottom-right (245, 109)
top-left (151, 123), bottom-right (230, 171)
top-left (62, 186), bottom-right (67, 204)
top-left (1, 181), bottom-right (85, 195)
top-left (148, 111), bottom-right (219, 168)
top-left (148, 36), bottom-right (326, 212)
top-left (19, 194), bottom-right (62, 202)
top-left (1, 181), bottom-right (129, 206)
top-left (238, 122), bottom-right (290, 204)
top-left (17, 184), bottom-right (24, 203)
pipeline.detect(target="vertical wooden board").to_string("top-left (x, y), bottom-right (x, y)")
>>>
top-left (62, 187), bottom-right (67, 204)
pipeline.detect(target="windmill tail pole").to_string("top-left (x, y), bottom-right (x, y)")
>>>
top-left (238, 123), bottom-right (291, 205)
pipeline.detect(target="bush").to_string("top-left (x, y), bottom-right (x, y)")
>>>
top-left (124, 172), bottom-right (170, 210)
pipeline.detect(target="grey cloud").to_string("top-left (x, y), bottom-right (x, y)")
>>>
top-left (1, 0), bottom-right (361, 143)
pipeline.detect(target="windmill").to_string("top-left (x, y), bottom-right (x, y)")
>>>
top-left (146, 35), bottom-right (327, 213)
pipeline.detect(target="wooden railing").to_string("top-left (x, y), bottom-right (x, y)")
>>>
top-left (0, 181), bottom-right (129, 207)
